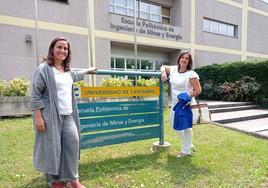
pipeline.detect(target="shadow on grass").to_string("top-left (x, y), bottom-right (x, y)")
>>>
top-left (0, 115), bottom-right (30, 121)
top-left (21, 151), bottom-right (210, 187)
top-left (78, 150), bottom-right (210, 186)
top-left (20, 153), bottom-right (160, 187)
top-left (78, 152), bottom-right (162, 180)
top-left (165, 154), bottom-right (211, 186)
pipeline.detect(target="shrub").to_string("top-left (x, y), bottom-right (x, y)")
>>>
top-left (0, 80), bottom-right (8, 96)
top-left (73, 80), bottom-right (88, 87)
top-left (199, 80), bottom-right (220, 100)
top-left (137, 78), bottom-right (169, 92)
top-left (218, 82), bottom-right (236, 101)
top-left (195, 60), bottom-right (268, 101)
top-left (218, 76), bottom-right (261, 102)
top-left (99, 77), bottom-right (168, 93)
top-left (137, 78), bottom-right (158, 86)
top-left (100, 77), bottom-right (133, 87)
top-left (0, 78), bottom-right (30, 96)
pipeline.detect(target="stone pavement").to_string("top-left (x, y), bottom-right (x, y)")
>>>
top-left (203, 100), bottom-right (268, 139)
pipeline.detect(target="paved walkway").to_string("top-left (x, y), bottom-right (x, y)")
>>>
top-left (204, 100), bottom-right (268, 139)
top-left (223, 118), bottom-right (268, 138)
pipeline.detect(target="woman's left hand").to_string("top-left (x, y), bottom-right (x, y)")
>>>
top-left (86, 67), bottom-right (97, 74)
top-left (161, 72), bottom-right (167, 81)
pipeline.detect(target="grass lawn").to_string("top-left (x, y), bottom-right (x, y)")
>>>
top-left (0, 109), bottom-right (268, 188)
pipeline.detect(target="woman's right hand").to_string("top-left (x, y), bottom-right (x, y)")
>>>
top-left (34, 110), bottom-right (46, 132)
top-left (35, 116), bottom-right (46, 132)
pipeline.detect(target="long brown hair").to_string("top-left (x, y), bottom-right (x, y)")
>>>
top-left (177, 51), bottom-right (193, 71)
top-left (44, 37), bottom-right (71, 72)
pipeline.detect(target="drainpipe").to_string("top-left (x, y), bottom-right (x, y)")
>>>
top-left (134, 0), bottom-right (138, 71)
top-left (34, 0), bottom-right (39, 66)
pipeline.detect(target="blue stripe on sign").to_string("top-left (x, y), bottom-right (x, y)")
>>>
top-left (80, 126), bottom-right (160, 149)
top-left (77, 100), bottom-right (159, 117)
top-left (80, 113), bottom-right (159, 133)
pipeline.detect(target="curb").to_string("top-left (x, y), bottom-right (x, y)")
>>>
top-left (209, 105), bottom-right (258, 113)
top-left (213, 113), bottom-right (268, 124)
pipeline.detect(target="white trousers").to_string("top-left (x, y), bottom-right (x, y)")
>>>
top-left (177, 128), bottom-right (193, 155)
top-left (170, 106), bottom-right (194, 155)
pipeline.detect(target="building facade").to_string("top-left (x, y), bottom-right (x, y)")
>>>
top-left (0, 0), bottom-right (268, 84)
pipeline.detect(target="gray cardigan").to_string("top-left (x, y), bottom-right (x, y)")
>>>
top-left (31, 62), bottom-right (87, 174)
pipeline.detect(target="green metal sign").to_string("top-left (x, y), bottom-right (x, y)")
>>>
top-left (79, 101), bottom-right (160, 133)
top-left (77, 69), bottom-right (164, 149)
top-left (78, 100), bottom-right (159, 117)
top-left (80, 126), bottom-right (160, 149)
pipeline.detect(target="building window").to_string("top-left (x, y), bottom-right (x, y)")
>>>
top-left (111, 57), bottom-right (167, 71)
top-left (109, 0), bottom-right (170, 24)
top-left (110, 0), bottom-right (130, 16)
top-left (53, 0), bottom-right (69, 3)
top-left (149, 4), bottom-right (162, 22)
top-left (140, 1), bottom-right (150, 20)
top-left (162, 7), bottom-right (170, 24)
top-left (111, 57), bottom-right (168, 79)
top-left (126, 59), bottom-right (135, 69)
top-left (203, 18), bottom-right (237, 37)
top-left (260, 0), bottom-right (268, 3)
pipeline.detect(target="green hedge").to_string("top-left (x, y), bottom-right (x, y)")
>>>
top-left (195, 60), bottom-right (268, 102)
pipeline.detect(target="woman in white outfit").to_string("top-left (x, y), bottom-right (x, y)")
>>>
top-left (160, 51), bottom-right (201, 157)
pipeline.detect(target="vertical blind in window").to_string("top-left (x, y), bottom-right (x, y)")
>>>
top-left (203, 18), bottom-right (237, 37)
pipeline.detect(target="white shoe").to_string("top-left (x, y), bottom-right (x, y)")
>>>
top-left (176, 152), bottom-right (191, 158)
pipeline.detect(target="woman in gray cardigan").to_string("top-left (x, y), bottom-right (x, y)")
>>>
top-left (31, 37), bottom-right (96, 188)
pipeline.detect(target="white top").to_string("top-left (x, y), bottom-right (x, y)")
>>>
top-left (53, 67), bottom-right (73, 115)
top-left (169, 65), bottom-right (199, 106)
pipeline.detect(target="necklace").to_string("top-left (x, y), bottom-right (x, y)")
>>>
top-left (178, 69), bottom-right (187, 73)
top-left (54, 64), bottom-right (64, 72)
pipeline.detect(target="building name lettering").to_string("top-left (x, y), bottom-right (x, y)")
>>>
top-left (80, 117), bottom-right (145, 130)
top-left (110, 16), bottom-right (182, 41)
